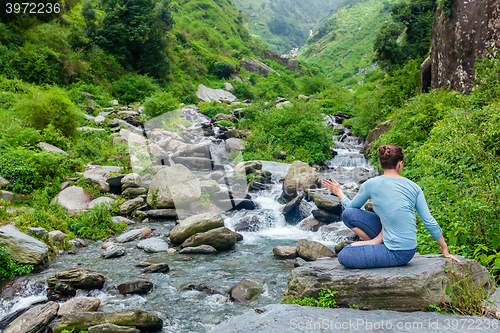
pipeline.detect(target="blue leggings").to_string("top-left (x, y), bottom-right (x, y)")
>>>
top-left (338, 208), bottom-right (415, 269)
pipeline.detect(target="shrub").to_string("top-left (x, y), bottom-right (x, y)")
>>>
top-left (68, 82), bottom-right (114, 108)
top-left (111, 73), bottom-right (160, 104)
top-left (16, 185), bottom-right (70, 233)
top-left (0, 246), bottom-right (34, 279)
top-left (199, 103), bottom-right (229, 118)
top-left (68, 202), bottom-right (127, 240)
top-left (218, 120), bottom-right (235, 128)
top-left (143, 91), bottom-right (180, 118)
top-left (211, 61), bottom-right (234, 79)
top-left (231, 80), bottom-right (255, 100)
top-left (0, 149), bottom-right (43, 194)
top-left (14, 86), bottom-right (80, 138)
top-left (243, 102), bottom-right (332, 165)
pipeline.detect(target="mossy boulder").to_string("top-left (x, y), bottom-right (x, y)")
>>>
top-left (50, 310), bottom-right (163, 333)
top-left (296, 239), bottom-right (335, 261)
top-left (0, 225), bottom-right (49, 265)
top-left (180, 227), bottom-right (237, 251)
top-left (170, 213), bottom-right (224, 245)
top-left (283, 161), bottom-right (318, 199)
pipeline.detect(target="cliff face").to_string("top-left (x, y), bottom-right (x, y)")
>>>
top-left (431, 0), bottom-right (500, 93)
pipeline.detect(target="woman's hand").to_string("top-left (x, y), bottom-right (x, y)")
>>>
top-left (437, 235), bottom-right (461, 262)
top-left (441, 246), bottom-right (461, 263)
top-left (322, 178), bottom-right (345, 200)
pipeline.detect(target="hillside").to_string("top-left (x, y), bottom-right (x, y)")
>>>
top-left (300, 0), bottom-right (393, 82)
top-left (233, 0), bottom-right (342, 55)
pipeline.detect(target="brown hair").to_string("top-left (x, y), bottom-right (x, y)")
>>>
top-left (378, 145), bottom-right (404, 169)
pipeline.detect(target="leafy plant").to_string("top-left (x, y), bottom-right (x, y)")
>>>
top-left (211, 61), bottom-right (234, 79)
top-left (243, 102), bottom-right (332, 165)
top-left (283, 288), bottom-right (338, 308)
top-left (217, 120), bottom-right (235, 128)
top-left (0, 246), bottom-right (35, 279)
top-left (68, 202), bottom-right (127, 240)
top-left (14, 86), bottom-right (81, 138)
top-left (436, 265), bottom-right (495, 316)
top-left (196, 191), bottom-right (211, 208)
top-left (143, 90), bottom-right (180, 118)
top-left (111, 73), bottom-right (160, 104)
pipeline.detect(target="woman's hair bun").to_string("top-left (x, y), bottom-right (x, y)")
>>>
top-left (377, 145), bottom-right (404, 169)
top-left (378, 146), bottom-right (392, 160)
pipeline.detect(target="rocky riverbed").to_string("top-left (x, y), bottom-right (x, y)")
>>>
top-left (1, 104), bottom-right (498, 333)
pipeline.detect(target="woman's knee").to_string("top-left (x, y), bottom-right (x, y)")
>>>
top-left (341, 208), bottom-right (359, 229)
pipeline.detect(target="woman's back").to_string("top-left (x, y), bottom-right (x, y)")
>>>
top-left (341, 175), bottom-right (442, 250)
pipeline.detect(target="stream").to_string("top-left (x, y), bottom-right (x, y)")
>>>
top-left (0, 109), bottom-right (377, 333)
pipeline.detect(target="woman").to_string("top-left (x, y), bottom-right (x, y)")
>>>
top-left (322, 144), bottom-right (459, 268)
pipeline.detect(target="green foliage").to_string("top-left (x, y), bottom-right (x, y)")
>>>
top-left (68, 82), bottom-right (114, 108)
top-left (283, 289), bottom-right (338, 308)
top-left (200, 103), bottom-right (229, 118)
top-left (217, 120), bottom-right (235, 128)
top-left (98, 0), bottom-right (174, 78)
top-left (437, 0), bottom-right (454, 20)
top-left (322, 59), bottom-right (420, 137)
top-left (143, 90), bottom-right (180, 118)
top-left (15, 185), bottom-right (70, 233)
top-left (231, 80), bottom-right (255, 100)
top-left (196, 191), bottom-right (211, 208)
top-left (0, 246), bottom-right (35, 279)
top-left (243, 102), bottom-right (332, 165)
top-left (211, 61), bottom-right (234, 79)
top-left (373, 21), bottom-right (404, 69)
top-left (111, 73), bottom-right (160, 104)
top-left (14, 86), bottom-right (80, 138)
top-left (438, 265), bottom-right (494, 316)
top-left (68, 202), bottom-right (127, 240)
top-left (0, 149), bottom-right (43, 194)
top-left (375, 0), bottom-right (437, 68)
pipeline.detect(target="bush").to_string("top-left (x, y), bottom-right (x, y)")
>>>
top-left (218, 120), bottom-right (235, 128)
top-left (231, 80), bottom-right (255, 100)
top-left (111, 73), bottom-right (160, 104)
top-left (15, 185), bottom-right (70, 233)
top-left (211, 61), bottom-right (234, 79)
top-left (0, 147), bottom-right (70, 194)
top-left (0, 246), bottom-right (34, 279)
top-left (243, 102), bottom-right (332, 165)
top-left (199, 102), bottom-right (229, 118)
top-left (68, 202), bottom-right (127, 240)
top-left (0, 149), bottom-right (43, 194)
top-left (143, 91), bottom-right (180, 118)
top-left (14, 86), bottom-right (80, 138)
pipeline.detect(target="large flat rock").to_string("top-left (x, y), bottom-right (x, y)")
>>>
top-left (0, 225), bottom-right (49, 265)
top-left (209, 304), bottom-right (500, 333)
top-left (283, 254), bottom-right (494, 311)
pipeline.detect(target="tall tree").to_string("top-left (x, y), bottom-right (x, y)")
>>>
top-left (97, 0), bottom-right (174, 79)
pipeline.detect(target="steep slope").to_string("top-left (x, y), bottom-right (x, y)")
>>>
top-left (233, 0), bottom-right (342, 55)
top-left (300, 0), bottom-right (393, 82)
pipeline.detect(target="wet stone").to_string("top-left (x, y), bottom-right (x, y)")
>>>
top-left (117, 279), bottom-right (153, 295)
top-left (102, 245), bottom-right (126, 259)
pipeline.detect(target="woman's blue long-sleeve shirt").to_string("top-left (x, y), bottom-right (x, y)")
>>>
top-left (340, 175), bottom-right (443, 251)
